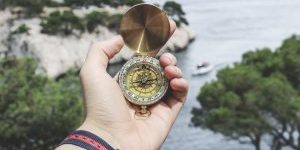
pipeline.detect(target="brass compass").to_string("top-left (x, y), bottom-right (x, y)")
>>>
top-left (118, 3), bottom-right (170, 117)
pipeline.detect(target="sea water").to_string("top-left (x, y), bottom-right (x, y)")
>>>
top-left (145, 0), bottom-right (300, 149)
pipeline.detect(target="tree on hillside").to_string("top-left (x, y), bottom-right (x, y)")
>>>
top-left (192, 65), bottom-right (271, 150)
top-left (41, 11), bottom-right (85, 35)
top-left (192, 35), bottom-right (300, 150)
top-left (85, 11), bottom-right (122, 33)
top-left (163, 1), bottom-right (188, 27)
top-left (64, 0), bottom-right (105, 7)
top-left (277, 35), bottom-right (300, 89)
top-left (2, 0), bottom-right (52, 16)
top-left (63, 0), bottom-right (144, 8)
top-left (123, 0), bottom-right (144, 6)
top-left (241, 48), bottom-right (283, 77)
top-left (0, 58), bottom-right (83, 150)
top-left (85, 11), bottom-right (109, 33)
top-left (12, 24), bottom-right (31, 34)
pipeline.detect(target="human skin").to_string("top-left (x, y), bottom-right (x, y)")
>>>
top-left (56, 20), bottom-right (189, 150)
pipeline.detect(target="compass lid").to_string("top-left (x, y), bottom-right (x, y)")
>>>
top-left (120, 3), bottom-right (170, 56)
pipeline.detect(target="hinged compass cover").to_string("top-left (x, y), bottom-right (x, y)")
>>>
top-left (120, 3), bottom-right (170, 56)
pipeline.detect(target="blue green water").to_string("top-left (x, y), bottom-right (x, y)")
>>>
top-left (145, 0), bottom-right (300, 149)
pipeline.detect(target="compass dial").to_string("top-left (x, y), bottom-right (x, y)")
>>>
top-left (119, 56), bottom-right (168, 105)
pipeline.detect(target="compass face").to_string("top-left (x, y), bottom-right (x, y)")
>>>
top-left (119, 56), bottom-right (168, 105)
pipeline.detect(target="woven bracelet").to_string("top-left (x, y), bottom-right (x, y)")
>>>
top-left (59, 130), bottom-right (115, 150)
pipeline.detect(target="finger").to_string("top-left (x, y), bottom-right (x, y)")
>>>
top-left (169, 78), bottom-right (189, 102)
top-left (169, 19), bottom-right (176, 38)
top-left (164, 66), bottom-right (182, 80)
top-left (165, 78), bottom-right (189, 115)
top-left (84, 35), bottom-right (124, 70)
top-left (160, 53), bottom-right (177, 67)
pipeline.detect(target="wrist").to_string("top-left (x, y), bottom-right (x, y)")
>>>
top-left (77, 118), bottom-right (123, 150)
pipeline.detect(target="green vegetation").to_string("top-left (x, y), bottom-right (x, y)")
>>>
top-left (107, 14), bottom-right (123, 31)
top-left (123, 0), bottom-right (144, 6)
top-left (191, 35), bottom-right (300, 150)
top-left (163, 1), bottom-right (188, 27)
top-left (3, 0), bottom-right (188, 34)
top-left (63, 0), bottom-right (106, 7)
top-left (85, 11), bottom-right (108, 33)
top-left (2, 0), bottom-right (54, 16)
top-left (39, 1), bottom-right (188, 35)
top-left (41, 10), bottom-right (121, 35)
top-left (41, 11), bottom-right (85, 35)
top-left (0, 57), bottom-right (83, 150)
top-left (64, 0), bottom-right (144, 7)
top-left (85, 11), bottom-right (122, 33)
top-left (1, 0), bottom-right (144, 16)
top-left (0, 1), bottom-right (190, 150)
top-left (12, 24), bottom-right (30, 34)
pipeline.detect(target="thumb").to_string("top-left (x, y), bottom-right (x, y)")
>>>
top-left (84, 35), bottom-right (124, 70)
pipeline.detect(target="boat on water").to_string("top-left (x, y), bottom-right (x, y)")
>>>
top-left (192, 62), bottom-right (214, 75)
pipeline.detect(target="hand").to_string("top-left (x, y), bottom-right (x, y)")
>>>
top-left (58, 20), bottom-right (189, 150)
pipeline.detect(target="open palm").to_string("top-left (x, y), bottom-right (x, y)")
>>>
top-left (69, 20), bottom-right (188, 150)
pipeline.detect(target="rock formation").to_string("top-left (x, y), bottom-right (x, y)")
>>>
top-left (0, 8), bottom-right (195, 78)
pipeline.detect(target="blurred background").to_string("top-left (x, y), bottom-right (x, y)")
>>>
top-left (0, 0), bottom-right (300, 150)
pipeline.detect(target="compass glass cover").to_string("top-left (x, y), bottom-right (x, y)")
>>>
top-left (119, 56), bottom-right (168, 105)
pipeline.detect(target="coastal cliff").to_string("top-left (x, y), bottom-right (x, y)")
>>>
top-left (0, 7), bottom-right (195, 78)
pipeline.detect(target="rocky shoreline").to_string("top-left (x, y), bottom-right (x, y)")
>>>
top-left (0, 8), bottom-right (195, 78)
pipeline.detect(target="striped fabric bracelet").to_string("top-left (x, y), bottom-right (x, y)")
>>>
top-left (59, 130), bottom-right (115, 150)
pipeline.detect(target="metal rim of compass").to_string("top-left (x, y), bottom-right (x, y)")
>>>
top-left (118, 56), bottom-right (169, 106)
